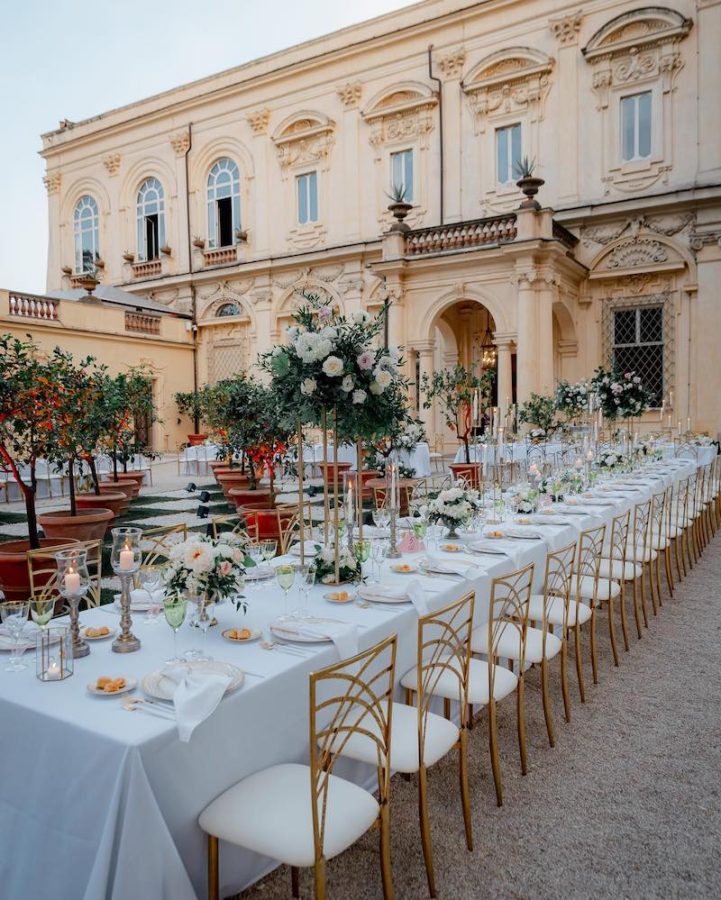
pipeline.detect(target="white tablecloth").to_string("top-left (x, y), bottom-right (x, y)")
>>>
top-left (180, 443), bottom-right (220, 475)
top-left (0, 458), bottom-right (697, 900)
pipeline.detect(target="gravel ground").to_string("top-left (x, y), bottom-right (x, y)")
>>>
top-left (239, 532), bottom-right (721, 900)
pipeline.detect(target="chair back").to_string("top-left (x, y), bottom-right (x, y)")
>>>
top-left (629, 498), bottom-right (651, 561)
top-left (141, 524), bottom-right (188, 567)
top-left (486, 563), bottom-right (535, 683)
top-left (414, 591), bottom-right (475, 756)
top-left (674, 441), bottom-right (698, 462)
top-left (372, 485), bottom-right (389, 511)
top-left (310, 634), bottom-right (397, 862)
top-left (275, 501), bottom-right (313, 555)
top-left (210, 514), bottom-right (247, 540)
top-left (673, 476), bottom-right (691, 531)
top-left (537, 542), bottom-right (576, 637)
top-left (650, 491), bottom-right (666, 540)
top-left (27, 539), bottom-right (103, 611)
top-left (607, 509), bottom-right (631, 565)
top-left (574, 524), bottom-right (607, 609)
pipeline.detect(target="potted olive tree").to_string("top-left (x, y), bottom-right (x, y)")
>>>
top-left (175, 390), bottom-right (208, 445)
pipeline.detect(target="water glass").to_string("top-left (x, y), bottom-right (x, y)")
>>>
top-left (139, 565), bottom-right (165, 624)
top-left (296, 565), bottom-right (314, 616)
top-left (162, 594), bottom-right (188, 664)
top-left (261, 540), bottom-right (277, 562)
top-left (1, 600), bottom-right (30, 671)
top-left (189, 594), bottom-right (215, 661)
top-left (275, 564), bottom-right (296, 619)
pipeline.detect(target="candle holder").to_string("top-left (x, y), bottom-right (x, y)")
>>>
top-left (386, 464), bottom-right (401, 559)
top-left (55, 548), bottom-right (91, 659)
top-left (36, 625), bottom-right (73, 681)
top-left (110, 527), bottom-right (142, 654)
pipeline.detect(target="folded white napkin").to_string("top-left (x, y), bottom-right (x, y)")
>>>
top-left (357, 579), bottom-right (428, 615)
top-left (281, 620), bottom-right (358, 659)
top-left (162, 666), bottom-right (231, 742)
top-left (424, 554), bottom-right (479, 578)
top-left (490, 526), bottom-right (543, 540)
top-left (289, 540), bottom-right (321, 556)
top-left (530, 515), bottom-right (573, 525)
top-left (130, 588), bottom-right (164, 606)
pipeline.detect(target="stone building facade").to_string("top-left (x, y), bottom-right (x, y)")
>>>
top-left (39, 0), bottom-right (721, 444)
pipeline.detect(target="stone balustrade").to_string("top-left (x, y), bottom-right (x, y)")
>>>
top-left (8, 292), bottom-right (59, 321)
top-left (125, 311), bottom-right (161, 335)
top-left (405, 215), bottom-right (518, 256)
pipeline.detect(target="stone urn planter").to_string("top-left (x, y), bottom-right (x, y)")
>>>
top-left (449, 462), bottom-right (482, 489)
top-left (216, 471), bottom-right (253, 499)
top-left (98, 483), bottom-right (130, 513)
top-left (100, 479), bottom-right (136, 502)
top-left (516, 175), bottom-right (545, 210)
top-left (76, 490), bottom-right (127, 520)
top-left (102, 475), bottom-right (141, 499)
top-left (0, 538), bottom-right (79, 603)
top-left (38, 508), bottom-right (115, 542)
top-left (228, 487), bottom-right (274, 510)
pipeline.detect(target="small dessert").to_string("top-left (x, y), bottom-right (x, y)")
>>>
top-left (327, 591), bottom-right (351, 601)
top-left (486, 530), bottom-right (505, 539)
top-left (96, 676), bottom-right (126, 693)
top-left (441, 543), bottom-right (462, 552)
top-left (85, 625), bottom-right (111, 638)
top-left (392, 563), bottom-right (415, 573)
top-left (515, 517), bottom-right (531, 526)
top-left (226, 628), bottom-right (253, 641)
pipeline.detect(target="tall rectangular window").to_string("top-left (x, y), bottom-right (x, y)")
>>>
top-left (612, 305), bottom-right (664, 406)
top-left (297, 172), bottom-right (318, 225)
top-left (390, 149), bottom-right (414, 202)
top-left (495, 124), bottom-right (521, 185)
top-left (621, 92), bottom-right (652, 162)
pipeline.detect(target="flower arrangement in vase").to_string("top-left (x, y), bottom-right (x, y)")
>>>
top-left (310, 545), bottom-right (361, 585)
top-left (507, 483), bottom-right (539, 514)
top-left (590, 367), bottom-right (653, 420)
top-left (427, 483), bottom-right (483, 537)
top-left (597, 450), bottom-right (627, 471)
top-left (554, 380), bottom-right (592, 422)
top-left (164, 533), bottom-right (250, 612)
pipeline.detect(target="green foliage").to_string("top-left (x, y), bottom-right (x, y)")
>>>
top-left (514, 155), bottom-right (536, 179)
top-left (421, 365), bottom-right (494, 462)
top-left (174, 390), bottom-right (206, 429)
top-left (518, 393), bottom-right (557, 433)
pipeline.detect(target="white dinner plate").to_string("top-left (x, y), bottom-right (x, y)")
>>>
top-left (221, 627), bottom-right (262, 643)
top-left (82, 626), bottom-right (117, 641)
top-left (142, 661), bottom-right (244, 701)
top-left (356, 587), bottom-right (410, 605)
top-left (0, 628), bottom-right (41, 652)
top-left (288, 542), bottom-right (320, 557)
top-left (87, 677), bottom-right (137, 697)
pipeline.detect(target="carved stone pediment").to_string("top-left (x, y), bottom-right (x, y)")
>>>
top-left (583, 7), bottom-right (692, 61)
top-left (271, 112), bottom-right (335, 170)
top-left (589, 232), bottom-right (688, 278)
top-left (462, 48), bottom-right (553, 130)
top-left (605, 237), bottom-right (668, 268)
top-left (361, 83), bottom-right (437, 151)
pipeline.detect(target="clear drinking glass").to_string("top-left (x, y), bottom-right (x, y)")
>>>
top-left (162, 594), bottom-right (188, 664)
top-left (29, 596), bottom-right (55, 630)
top-left (247, 544), bottom-right (265, 592)
top-left (371, 539), bottom-right (387, 582)
top-left (190, 594), bottom-right (215, 662)
top-left (296, 565), bottom-right (314, 616)
top-left (261, 540), bottom-right (277, 562)
top-left (1, 600), bottom-right (30, 671)
top-left (275, 564), bottom-right (296, 619)
top-left (139, 565), bottom-right (165, 624)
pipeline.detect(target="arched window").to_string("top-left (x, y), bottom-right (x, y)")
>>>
top-left (73, 195), bottom-right (99, 274)
top-left (207, 159), bottom-right (240, 249)
top-left (136, 177), bottom-right (165, 261)
top-left (216, 302), bottom-right (241, 317)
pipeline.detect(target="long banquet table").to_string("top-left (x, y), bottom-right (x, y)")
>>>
top-left (0, 458), bottom-right (700, 900)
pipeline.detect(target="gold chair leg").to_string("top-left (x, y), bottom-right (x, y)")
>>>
top-left (639, 569), bottom-right (649, 629)
top-left (517, 674), bottom-right (528, 775)
top-left (418, 765), bottom-right (436, 897)
top-left (313, 858), bottom-right (326, 900)
top-left (458, 729), bottom-right (473, 851)
top-left (207, 834), bottom-right (219, 900)
top-left (379, 804), bottom-right (394, 900)
top-left (607, 597), bottom-right (619, 667)
top-left (618, 580), bottom-right (630, 652)
top-left (540, 657), bottom-right (555, 746)
top-left (488, 700), bottom-right (503, 806)
top-left (573, 621), bottom-right (586, 703)
top-left (589, 609), bottom-right (599, 685)
top-left (664, 547), bottom-right (674, 597)
top-left (654, 554), bottom-right (663, 607)
top-left (647, 560), bottom-right (658, 616)
top-left (560, 636), bottom-right (571, 723)
top-left (631, 577), bottom-right (642, 639)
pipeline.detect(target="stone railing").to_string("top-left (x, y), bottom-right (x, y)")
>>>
top-left (405, 215), bottom-right (518, 256)
top-left (8, 292), bottom-right (59, 321)
top-left (131, 260), bottom-right (162, 279)
top-left (203, 247), bottom-right (238, 266)
top-left (125, 311), bottom-right (161, 335)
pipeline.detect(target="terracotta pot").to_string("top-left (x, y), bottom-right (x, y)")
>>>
top-left (228, 487), bottom-right (274, 510)
top-left (319, 462), bottom-right (353, 484)
top-left (0, 538), bottom-right (79, 603)
top-left (208, 460), bottom-right (231, 473)
top-left (76, 490), bottom-right (127, 519)
top-left (115, 471), bottom-right (146, 487)
top-left (358, 469), bottom-right (380, 501)
top-left (449, 462), bottom-right (482, 489)
top-left (98, 483), bottom-right (130, 513)
top-left (236, 507), bottom-right (282, 541)
top-left (100, 479), bottom-right (135, 501)
top-left (38, 508), bottom-right (115, 542)
top-left (216, 472), bottom-right (253, 499)
top-left (102, 476), bottom-right (140, 498)
top-left (188, 433), bottom-right (208, 446)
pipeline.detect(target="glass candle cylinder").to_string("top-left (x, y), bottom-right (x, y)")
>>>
top-left (111, 527), bottom-right (142, 574)
top-left (36, 626), bottom-right (73, 681)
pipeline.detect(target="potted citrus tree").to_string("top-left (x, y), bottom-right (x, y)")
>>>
top-left (175, 390), bottom-right (207, 445)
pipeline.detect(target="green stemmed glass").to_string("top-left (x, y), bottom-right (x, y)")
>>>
top-left (30, 596), bottom-right (55, 630)
top-left (163, 593), bottom-right (188, 664)
top-left (275, 564), bottom-right (296, 620)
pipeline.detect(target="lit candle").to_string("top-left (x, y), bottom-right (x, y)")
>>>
top-left (64, 569), bottom-right (80, 595)
top-left (666, 414), bottom-right (672, 430)
top-left (345, 480), bottom-right (354, 525)
top-left (390, 464), bottom-right (398, 509)
top-left (677, 420), bottom-right (682, 436)
top-left (46, 658), bottom-right (61, 680)
top-left (574, 457), bottom-right (583, 470)
top-left (589, 395), bottom-right (594, 415)
top-left (686, 417), bottom-right (691, 433)
top-left (669, 390), bottom-right (674, 408)
top-left (472, 392), bottom-right (478, 425)
top-left (119, 544), bottom-right (134, 571)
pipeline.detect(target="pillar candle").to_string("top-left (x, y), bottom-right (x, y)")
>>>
top-left (119, 546), bottom-right (134, 571)
top-left (686, 418), bottom-right (691, 433)
top-left (64, 570), bottom-right (80, 595)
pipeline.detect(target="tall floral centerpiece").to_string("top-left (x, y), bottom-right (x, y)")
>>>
top-left (590, 367), bottom-right (653, 421)
top-left (519, 393), bottom-right (557, 441)
top-left (554, 380), bottom-right (592, 424)
top-left (164, 533), bottom-right (250, 612)
top-left (261, 292), bottom-right (406, 580)
top-left (427, 483), bottom-right (483, 537)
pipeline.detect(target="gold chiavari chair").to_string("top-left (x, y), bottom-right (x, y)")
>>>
top-left (275, 501), bottom-right (314, 555)
top-left (27, 538), bottom-right (103, 612)
top-left (671, 475), bottom-right (692, 580)
top-left (597, 509), bottom-right (633, 657)
top-left (625, 499), bottom-right (653, 632)
top-left (210, 513), bottom-right (247, 540)
top-left (697, 463), bottom-right (714, 550)
top-left (646, 491), bottom-right (669, 612)
top-left (569, 524), bottom-right (606, 701)
top-left (140, 524), bottom-right (188, 568)
top-left (468, 563), bottom-right (534, 806)
top-left (526, 541), bottom-right (577, 735)
top-left (199, 635), bottom-right (397, 900)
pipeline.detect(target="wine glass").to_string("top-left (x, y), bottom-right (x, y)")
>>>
top-left (275, 564), bottom-right (296, 619)
top-left (261, 540), bottom-right (277, 563)
top-left (372, 508), bottom-right (390, 531)
top-left (29, 596), bottom-right (55, 630)
top-left (246, 544), bottom-right (265, 592)
top-left (190, 594), bottom-right (215, 662)
top-left (1, 600), bottom-right (30, 672)
top-left (296, 564), bottom-right (314, 617)
top-left (139, 565), bottom-right (165, 624)
top-left (162, 593), bottom-right (188, 664)
top-left (371, 539), bottom-right (387, 582)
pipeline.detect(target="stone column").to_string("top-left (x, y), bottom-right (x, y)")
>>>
top-left (413, 340), bottom-right (437, 433)
top-left (549, 12), bottom-right (583, 203)
top-left (537, 271), bottom-right (557, 396)
top-left (437, 47), bottom-right (466, 223)
top-left (514, 269), bottom-right (538, 403)
top-left (169, 131), bottom-right (191, 274)
top-left (337, 83), bottom-right (363, 241)
top-left (493, 332), bottom-right (516, 419)
top-left (247, 108), bottom-right (272, 257)
top-left (43, 172), bottom-right (63, 291)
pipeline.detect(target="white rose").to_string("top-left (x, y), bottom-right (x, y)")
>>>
top-left (341, 375), bottom-right (354, 392)
top-left (352, 389), bottom-right (367, 405)
top-left (285, 325), bottom-right (299, 339)
top-left (300, 377), bottom-right (317, 395)
top-left (374, 369), bottom-right (392, 389)
top-left (369, 381), bottom-right (383, 395)
top-left (353, 310), bottom-right (370, 325)
top-left (322, 356), bottom-right (344, 377)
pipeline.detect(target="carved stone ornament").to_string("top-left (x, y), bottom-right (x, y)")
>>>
top-left (272, 113), bottom-right (335, 170)
top-left (247, 108), bottom-right (271, 135)
top-left (103, 153), bottom-right (121, 175)
top-left (582, 213), bottom-right (696, 247)
top-left (603, 237), bottom-right (669, 269)
top-left (437, 48), bottom-right (466, 79)
top-left (550, 12), bottom-right (583, 45)
top-left (169, 133), bottom-right (190, 156)
top-left (337, 82), bottom-right (362, 109)
top-left (462, 48), bottom-right (553, 132)
top-left (43, 172), bottom-right (61, 194)
top-left (362, 86), bottom-right (437, 152)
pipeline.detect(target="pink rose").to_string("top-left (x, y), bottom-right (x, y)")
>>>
top-left (219, 560), bottom-right (232, 576)
top-left (357, 351), bottom-right (373, 371)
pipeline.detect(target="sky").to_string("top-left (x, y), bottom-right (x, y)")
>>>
top-left (0, 0), bottom-right (417, 295)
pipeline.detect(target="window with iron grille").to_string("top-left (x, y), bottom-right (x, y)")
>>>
top-left (606, 300), bottom-right (668, 407)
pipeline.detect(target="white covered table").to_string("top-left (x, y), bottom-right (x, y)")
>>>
top-left (180, 443), bottom-right (220, 475)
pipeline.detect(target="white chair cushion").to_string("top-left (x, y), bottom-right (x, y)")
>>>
top-left (334, 702), bottom-right (459, 774)
top-left (528, 594), bottom-right (593, 628)
top-left (199, 763), bottom-right (378, 867)
top-left (598, 558), bottom-right (641, 582)
top-left (471, 622), bottom-right (561, 664)
top-left (400, 656), bottom-right (518, 706)
top-left (625, 543), bottom-right (658, 563)
top-left (574, 574), bottom-right (621, 601)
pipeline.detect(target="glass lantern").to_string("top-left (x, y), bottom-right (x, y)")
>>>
top-left (111, 527), bottom-right (142, 574)
top-left (55, 547), bottom-right (90, 658)
top-left (36, 626), bottom-right (73, 681)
